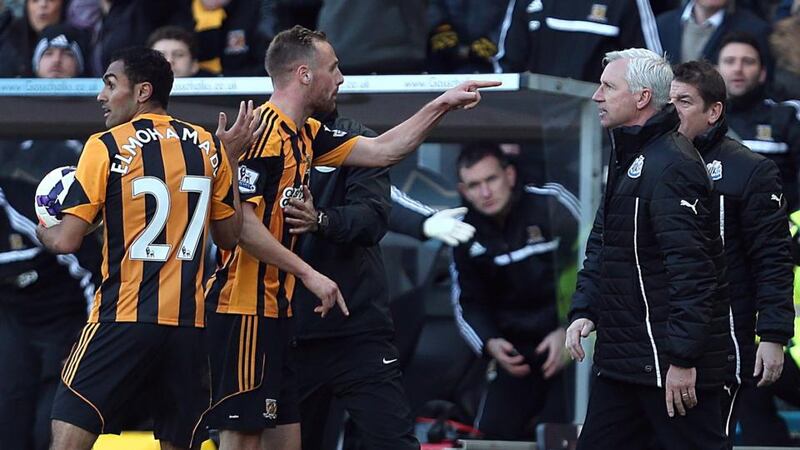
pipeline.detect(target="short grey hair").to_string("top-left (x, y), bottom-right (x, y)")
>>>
top-left (604, 48), bottom-right (673, 110)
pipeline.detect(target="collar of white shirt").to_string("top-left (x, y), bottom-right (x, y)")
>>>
top-left (681, 1), bottom-right (725, 28)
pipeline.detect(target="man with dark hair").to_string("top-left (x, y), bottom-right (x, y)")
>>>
top-left (35, 47), bottom-right (261, 450)
top-left (716, 31), bottom-right (800, 211)
top-left (148, 25), bottom-right (212, 78)
top-left (204, 24), bottom-right (499, 450)
top-left (670, 59), bottom-right (794, 448)
top-left (450, 144), bottom-right (575, 440)
top-left (566, 48), bottom-right (729, 450)
top-left (102, 47), bottom-right (175, 112)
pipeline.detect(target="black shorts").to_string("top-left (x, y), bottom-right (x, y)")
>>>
top-left (51, 322), bottom-right (209, 448)
top-left (296, 332), bottom-right (418, 450)
top-left (206, 313), bottom-right (299, 431)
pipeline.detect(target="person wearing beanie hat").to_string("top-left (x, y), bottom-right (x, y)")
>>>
top-left (0, 0), bottom-right (67, 76)
top-left (32, 24), bottom-right (87, 78)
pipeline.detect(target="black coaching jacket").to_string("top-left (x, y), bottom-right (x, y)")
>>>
top-left (292, 117), bottom-right (395, 340)
top-left (0, 178), bottom-right (99, 325)
top-left (570, 105), bottom-right (730, 389)
top-left (694, 118), bottom-right (794, 385)
top-left (452, 185), bottom-right (565, 355)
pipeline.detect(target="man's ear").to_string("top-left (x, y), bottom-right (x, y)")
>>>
top-left (457, 181), bottom-right (467, 198)
top-left (137, 82), bottom-right (154, 104)
top-left (505, 164), bottom-right (516, 188)
top-left (636, 89), bottom-right (653, 111)
top-left (708, 101), bottom-right (724, 126)
top-left (298, 65), bottom-right (312, 85)
top-left (759, 66), bottom-right (767, 85)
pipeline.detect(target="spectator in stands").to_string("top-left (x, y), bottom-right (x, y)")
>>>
top-left (33, 23), bottom-right (87, 78)
top-left (0, 24), bottom-right (88, 182)
top-left (450, 145), bottom-right (572, 440)
top-left (426, 0), bottom-right (507, 74)
top-left (147, 25), bottom-right (215, 78)
top-left (66, 0), bottom-right (193, 77)
top-left (191, 0), bottom-right (267, 76)
top-left (316, 0), bottom-right (426, 74)
top-left (0, 22), bottom-right (99, 450)
top-left (498, 0), bottom-right (662, 82)
top-left (770, 12), bottom-right (800, 100)
top-left (0, 0), bottom-right (67, 77)
top-left (716, 32), bottom-right (800, 211)
top-left (657, 0), bottom-right (771, 69)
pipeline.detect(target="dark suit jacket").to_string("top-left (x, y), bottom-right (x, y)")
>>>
top-left (657, 5), bottom-right (771, 67)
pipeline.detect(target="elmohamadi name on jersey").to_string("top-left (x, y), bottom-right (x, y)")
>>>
top-left (62, 113), bottom-right (236, 328)
top-left (110, 125), bottom-right (222, 177)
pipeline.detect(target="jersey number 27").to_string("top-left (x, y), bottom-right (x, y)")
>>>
top-left (130, 176), bottom-right (211, 261)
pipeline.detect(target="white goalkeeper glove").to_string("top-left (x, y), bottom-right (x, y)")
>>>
top-left (422, 207), bottom-right (476, 246)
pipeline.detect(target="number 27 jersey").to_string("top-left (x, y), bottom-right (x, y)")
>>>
top-left (62, 113), bottom-right (236, 328)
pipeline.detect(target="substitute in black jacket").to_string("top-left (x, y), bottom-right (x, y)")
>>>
top-left (451, 145), bottom-right (572, 440)
top-left (716, 32), bottom-right (800, 211)
top-left (670, 60), bottom-right (794, 447)
top-left (0, 177), bottom-right (99, 450)
top-left (498, 0), bottom-right (662, 82)
top-left (286, 114), bottom-right (419, 450)
top-left (566, 48), bottom-right (729, 450)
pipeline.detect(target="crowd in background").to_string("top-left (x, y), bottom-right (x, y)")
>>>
top-left (0, 0), bottom-right (794, 92)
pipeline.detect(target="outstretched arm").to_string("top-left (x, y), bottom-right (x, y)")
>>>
top-left (343, 80), bottom-right (501, 167)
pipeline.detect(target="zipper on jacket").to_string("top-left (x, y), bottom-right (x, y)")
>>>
top-left (633, 197), bottom-right (662, 387)
top-left (720, 195), bottom-right (742, 385)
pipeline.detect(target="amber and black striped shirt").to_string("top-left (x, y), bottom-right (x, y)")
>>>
top-left (63, 113), bottom-right (236, 328)
top-left (207, 102), bottom-right (359, 318)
